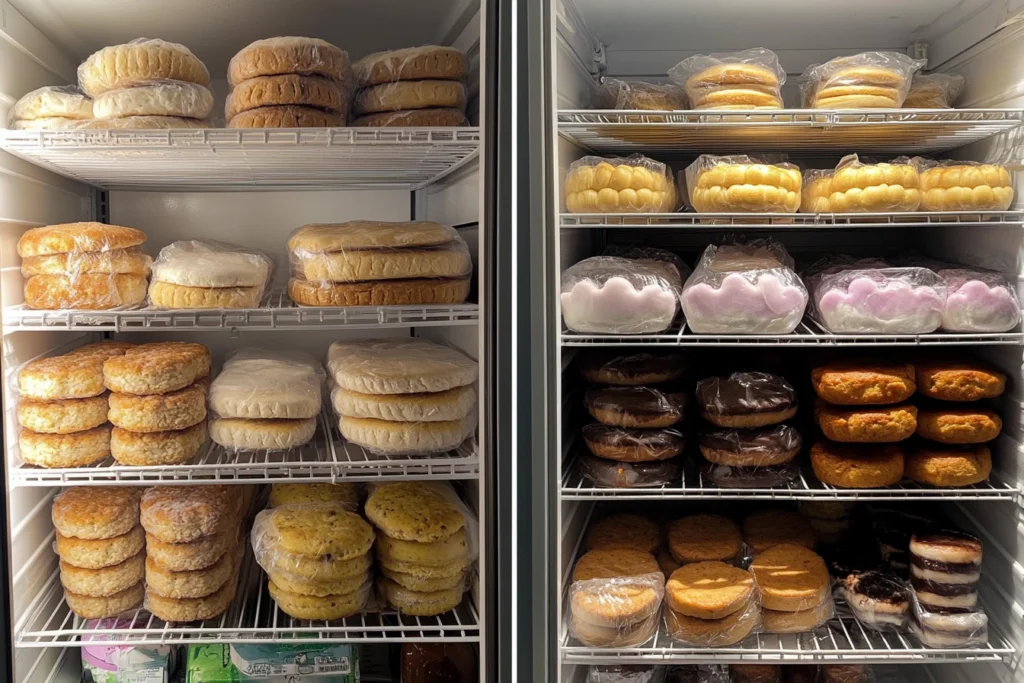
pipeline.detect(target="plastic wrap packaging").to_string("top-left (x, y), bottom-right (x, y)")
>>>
top-left (365, 481), bottom-right (480, 561)
top-left (668, 48), bottom-right (785, 110)
top-left (564, 155), bottom-right (677, 213)
top-left (904, 74), bottom-right (965, 109)
top-left (909, 588), bottom-right (988, 648)
top-left (8, 85), bottom-right (93, 129)
top-left (664, 594), bottom-right (761, 647)
top-left (82, 621), bottom-right (178, 683)
top-left (669, 666), bottom-right (730, 683)
top-left (76, 116), bottom-right (210, 129)
top-left (570, 571), bottom-right (665, 647)
top-left (352, 79), bottom-right (466, 116)
top-left (78, 38), bottom-right (211, 97)
top-left (92, 79), bottom-right (213, 120)
top-left (837, 571), bottom-right (909, 632)
top-left (699, 424), bottom-right (802, 467)
top-left (696, 372), bottom-right (798, 428)
top-left (583, 423), bottom-right (685, 462)
top-left (561, 256), bottom-right (683, 334)
top-left (287, 221), bottom-right (472, 307)
top-left (686, 155), bottom-right (802, 213)
top-left (351, 108), bottom-right (468, 127)
top-left (800, 155), bottom-right (921, 213)
top-left (586, 386), bottom-right (686, 428)
top-left (401, 643), bottom-right (476, 683)
top-left (681, 241), bottom-right (808, 334)
top-left (587, 665), bottom-right (667, 683)
top-left (228, 37), bottom-right (353, 86)
top-left (577, 453), bottom-right (681, 488)
top-left (806, 257), bottom-right (946, 334)
top-left (353, 45), bottom-right (467, 88)
top-left (10, 117), bottom-right (90, 130)
top-left (577, 349), bottom-right (685, 386)
top-left (227, 74), bottom-right (351, 122)
top-left (935, 267), bottom-right (1021, 332)
top-left (800, 52), bottom-right (925, 108)
top-left (912, 158), bottom-right (1014, 211)
top-left (699, 460), bottom-right (801, 488)
top-left (148, 240), bottom-right (273, 310)
top-left (603, 245), bottom-right (693, 282)
top-left (762, 592), bottom-right (834, 634)
top-left (597, 78), bottom-right (687, 110)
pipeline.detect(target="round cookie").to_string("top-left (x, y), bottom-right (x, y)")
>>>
top-left (905, 445), bottom-right (992, 487)
top-left (140, 486), bottom-right (241, 544)
top-left (586, 513), bottom-right (661, 554)
top-left (291, 276), bottom-right (471, 307)
top-left (663, 599), bottom-right (760, 647)
top-left (210, 417), bottom-right (315, 451)
top-left (52, 486), bottom-right (141, 539)
top-left (17, 394), bottom-right (109, 434)
top-left (19, 353), bottom-right (108, 400)
top-left (145, 546), bottom-right (237, 599)
top-left (810, 441), bottom-right (905, 488)
top-left (56, 525), bottom-right (144, 569)
top-left (78, 39), bottom-right (210, 97)
top-left (750, 544), bottom-right (830, 612)
top-left (364, 482), bottom-right (465, 543)
top-left (268, 568), bottom-right (370, 597)
top-left (915, 361), bottom-right (1007, 402)
top-left (108, 383), bottom-right (207, 433)
top-left (60, 551), bottom-right (144, 597)
top-left (146, 576), bottom-right (237, 622)
top-left (225, 74), bottom-right (347, 119)
top-left (269, 483), bottom-right (361, 510)
top-left (354, 46), bottom-right (466, 87)
top-left (269, 577), bottom-right (370, 620)
top-left (816, 402), bottom-right (917, 443)
top-left (111, 422), bottom-right (206, 466)
top-left (104, 342), bottom-right (210, 396)
top-left (258, 502), bottom-right (374, 558)
top-left (666, 514), bottom-right (742, 563)
top-left (265, 547), bottom-right (373, 583)
top-left (353, 80), bottom-right (466, 116)
top-left (66, 582), bottom-right (143, 619)
top-left (696, 372), bottom-right (797, 428)
top-left (20, 424), bottom-right (111, 468)
top-left (227, 105), bottom-right (345, 129)
top-left (916, 407), bottom-right (1002, 444)
top-left (582, 424), bottom-right (685, 462)
top-left (351, 109), bottom-right (468, 127)
top-left (811, 361), bottom-right (916, 405)
top-left (377, 576), bottom-right (463, 617)
top-left (228, 37), bottom-right (351, 85)
top-left (665, 561), bottom-right (755, 619)
top-left (146, 525), bottom-right (238, 572)
top-left (572, 548), bottom-right (661, 583)
top-left (762, 596), bottom-right (834, 633)
top-left (572, 579), bottom-right (662, 628)
top-left (698, 425), bottom-right (802, 467)
top-left (379, 565), bottom-right (465, 593)
top-left (376, 527), bottom-right (469, 565)
top-left (148, 281), bottom-right (263, 310)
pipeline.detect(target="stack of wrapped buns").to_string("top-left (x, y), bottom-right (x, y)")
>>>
top-left (148, 240), bottom-right (273, 310)
top-left (53, 487), bottom-right (145, 618)
top-left (18, 222), bottom-right (151, 310)
top-left (77, 39), bottom-right (212, 129)
top-left (801, 155), bottom-right (922, 214)
top-left (8, 86), bottom-right (93, 130)
top-left (749, 542), bottom-right (833, 634)
top-left (103, 342), bottom-right (210, 466)
top-left (352, 46), bottom-right (468, 127)
top-left (140, 486), bottom-right (247, 622)
top-left (227, 37), bottom-right (350, 128)
top-left (367, 482), bottom-right (472, 616)
top-left (17, 341), bottom-right (133, 468)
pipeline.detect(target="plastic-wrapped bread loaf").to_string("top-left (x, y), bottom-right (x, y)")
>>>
top-left (801, 52), bottom-right (925, 108)
top-left (209, 349), bottom-right (324, 420)
top-left (801, 154), bottom-right (921, 213)
top-left (569, 548), bottom-right (665, 647)
top-left (596, 79), bottom-right (687, 110)
top-left (148, 240), bottom-right (273, 310)
top-left (904, 73), bottom-right (965, 108)
top-left (560, 256), bottom-right (683, 334)
top-left (564, 155), bottom-right (677, 213)
top-left (668, 47), bottom-right (785, 110)
top-left (353, 46), bottom-right (467, 87)
top-left (9, 86), bottom-right (93, 126)
top-left (913, 158), bottom-right (1014, 211)
top-left (225, 74), bottom-right (349, 120)
top-left (686, 155), bottom-right (801, 213)
top-left (77, 39), bottom-right (211, 97)
top-left (228, 37), bottom-right (351, 85)
top-left (92, 80), bottom-right (214, 120)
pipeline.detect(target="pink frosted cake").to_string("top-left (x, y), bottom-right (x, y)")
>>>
top-left (937, 268), bottom-right (1020, 332)
top-left (561, 256), bottom-right (683, 334)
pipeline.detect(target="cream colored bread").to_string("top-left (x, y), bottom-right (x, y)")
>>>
top-left (692, 86), bottom-right (782, 109)
top-left (78, 39), bottom-right (211, 97)
top-left (353, 80), bottom-right (466, 115)
top-left (377, 576), bottom-right (463, 616)
top-left (228, 37), bottom-right (350, 85)
top-left (227, 105), bottom-right (344, 128)
top-left (919, 164), bottom-right (1014, 211)
top-left (108, 382), bottom-right (207, 433)
top-left (11, 86), bottom-right (93, 121)
top-left (110, 422), bottom-right (206, 465)
top-left (295, 247), bottom-right (472, 284)
top-left (140, 486), bottom-right (242, 544)
top-left (259, 502), bottom-right (374, 558)
top-left (375, 527), bottom-right (469, 565)
top-left (93, 82), bottom-right (213, 119)
top-left (692, 163), bottom-right (802, 212)
top-left (17, 222), bottom-right (146, 258)
top-left (25, 273), bottom-right (148, 310)
top-left (379, 565), bottom-right (464, 592)
top-left (288, 276), bottom-right (471, 306)
top-left (17, 394), bottom-right (109, 434)
top-left (55, 525), bottom-right (145, 569)
top-left (354, 46), bottom-right (466, 87)
top-left (151, 242), bottom-right (272, 289)
top-left (52, 487), bottom-right (142, 540)
top-left (268, 577), bottom-right (370, 620)
top-left (804, 161), bottom-right (921, 213)
top-left (20, 424), bottom-right (111, 468)
top-left (66, 582), bottom-right (143, 619)
top-left (829, 65), bottom-right (905, 88)
top-left (340, 412), bottom-right (476, 455)
top-left (365, 482), bottom-right (465, 543)
top-left (332, 384), bottom-right (476, 422)
top-left (290, 220), bottom-right (462, 252)
top-left (11, 117), bottom-right (84, 130)
top-left (148, 281), bottom-right (263, 309)
top-left (209, 359), bottom-right (321, 419)
top-left (327, 338), bottom-right (478, 394)
top-left (352, 109), bottom-right (468, 127)
top-left (687, 63), bottom-right (780, 89)
top-left (77, 116), bottom-right (208, 129)
top-left (21, 248), bottom-right (152, 277)
top-left (60, 551), bottom-right (144, 597)
top-left (210, 417), bottom-right (316, 451)
top-left (268, 568), bottom-right (370, 597)
top-left (104, 341), bottom-right (210, 395)
top-left (19, 353), bottom-right (111, 400)
top-left (564, 161), bottom-right (676, 213)
top-left (268, 483), bottom-right (361, 510)
top-left (226, 74), bottom-right (346, 119)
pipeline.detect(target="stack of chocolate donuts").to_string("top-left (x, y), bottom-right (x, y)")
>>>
top-left (577, 350), bottom-right (686, 487)
top-left (695, 371), bottom-right (802, 487)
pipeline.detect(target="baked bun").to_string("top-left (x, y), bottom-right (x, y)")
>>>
top-left (210, 417), bottom-right (316, 451)
top-left (77, 115), bottom-right (209, 129)
top-left (288, 276), bottom-right (470, 306)
top-left (339, 413), bottom-right (476, 455)
top-left (665, 561), bottom-right (755, 619)
top-left (351, 108), bottom-right (468, 127)
top-left (18, 394), bottom-right (109, 434)
top-left (915, 360), bottom-right (1007, 402)
top-left (352, 80), bottom-right (467, 116)
top-left (742, 510), bottom-right (815, 554)
top-left (327, 338), bottom-right (477, 394)
top-left (585, 386), bottom-right (685, 428)
top-left (10, 86), bottom-right (93, 121)
top-left (698, 424), bottom-right (801, 467)
top-left (597, 79), bottom-right (687, 110)
top-left (811, 360), bottom-right (915, 405)
top-left (802, 155), bottom-right (921, 213)
top-left (331, 384), bottom-right (475, 423)
top-left (564, 155), bottom-right (676, 213)
top-left (815, 401), bottom-right (918, 443)
top-left (749, 544), bottom-right (829, 611)
top-left (668, 49), bottom-right (784, 111)
top-left (576, 453), bottom-right (681, 488)
top-left (225, 74), bottom-right (348, 120)
top-left (107, 382), bottom-right (207, 432)
top-left (803, 52), bottom-right (922, 108)
top-left (24, 273), bottom-right (148, 310)
top-left (104, 341), bottom-right (210, 395)
top-left (667, 513), bottom-right (742, 563)
top-left (93, 81), bottom-right (213, 119)
top-left (916, 407), bottom-right (1002, 444)
top-left (19, 353), bottom-right (109, 400)
top-left (18, 222), bottom-right (146, 258)
top-left (577, 350), bottom-right (684, 386)
top-left (20, 424), bottom-right (111, 468)
top-left (696, 372), bottom-right (797, 428)
top-left (918, 162), bottom-right (1014, 211)
top-left (586, 513), bottom-right (661, 554)
top-left (21, 248), bottom-right (152, 277)
top-left (227, 105), bottom-right (344, 128)
top-left (687, 156), bottom-right (801, 213)
top-left (663, 598), bottom-right (760, 647)
top-left (905, 444), bottom-right (992, 486)
top-left (78, 39), bottom-right (210, 97)
top-left (810, 440), bottom-right (905, 488)
top-left (354, 46), bottom-right (467, 87)
top-left (228, 37), bottom-right (350, 85)
top-left (582, 424), bottom-right (684, 462)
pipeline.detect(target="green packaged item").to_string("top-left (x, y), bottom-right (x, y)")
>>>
top-left (185, 644), bottom-right (359, 682)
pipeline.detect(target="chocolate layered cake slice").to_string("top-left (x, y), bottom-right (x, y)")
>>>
top-left (910, 591), bottom-right (989, 648)
top-left (910, 530), bottom-right (982, 611)
top-left (841, 570), bottom-right (909, 629)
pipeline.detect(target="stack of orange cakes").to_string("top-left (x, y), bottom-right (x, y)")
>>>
top-left (351, 46), bottom-right (468, 127)
top-left (810, 360), bottom-right (917, 488)
top-left (663, 559), bottom-right (759, 647)
top-left (103, 342), bottom-right (210, 466)
top-left (907, 360), bottom-right (1003, 487)
top-left (52, 487), bottom-right (145, 618)
top-left (140, 486), bottom-right (244, 622)
top-left (367, 482), bottom-right (473, 617)
top-left (17, 341), bottom-right (135, 469)
top-left (750, 543), bottom-right (833, 634)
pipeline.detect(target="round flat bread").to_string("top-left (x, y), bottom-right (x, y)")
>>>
top-left (327, 338), bottom-right (477, 395)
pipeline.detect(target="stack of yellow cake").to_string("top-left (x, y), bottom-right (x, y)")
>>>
top-left (686, 155), bottom-right (802, 213)
top-left (801, 155), bottom-right (921, 213)
top-left (103, 342), bottom-right (210, 466)
top-left (367, 482), bottom-right (472, 616)
top-left (915, 159), bottom-right (1014, 211)
top-left (352, 46), bottom-right (468, 127)
top-left (564, 155), bottom-right (677, 213)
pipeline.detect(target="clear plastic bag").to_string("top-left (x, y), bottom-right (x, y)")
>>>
top-left (327, 338), bottom-right (478, 395)
top-left (583, 423), bottom-right (685, 462)
top-left (564, 155), bottom-right (677, 213)
top-left (75, 116), bottom-right (210, 129)
top-left (686, 155), bottom-right (802, 213)
top-left (800, 52), bottom-right (925, 108)
top-left (586, 386), bottom-right (686, 428)
top-left (92, 79), bottom-right (213, 120)
top-left (805, 256), bottom-right (946, 334)
top-left (148, 240), bottom-right (274, 310)
top-left (698, 424), bottom-right (802, 467)
top-left (561, 256), bottom-right (683, 334)
top-left (909, 588), bottom-right (988, 648)
top-left (228, 37), bottom-right (352, 86)
top-left (78, 38), bottom-right (211, 97)
top-left (664, 594), bottom-right (761, 646)
top-left (761, 591), bottom-right (834, 635)
top-left (209, 348), bottom-right (324, 421)
top-left (577, 349), bottom-right (686, 386)
top-left (577, 453), bottom-right (681, 488)
top-left (801, 155), bottom-right (921, 213)
top-left (570, 571), bottom-right (666, 647)
top-left (251, 501), bottom-right (375, 571)
top-left (904, 74), bottom-right (965, 109)
top-left (912, 158), bottom-right (1014, 211)
top-left (597, 79), bottom-right (687, 110)
top-left (837, 570), bottom-right (909, 632)
top-left (681, 240), bottom-right (808, 334)
top-left (603, 245), bottom-right (692, 282)
top-left (696, 372), bottom-right (798, 428)
top-left (699, 460), bottom-right (801, 489)
top-left (9, 85), bottom-right (93, 124)
top-left (934, 267), bottom-right (1021, 332)
top-left (668, 48), bottom-right (785, 110)
top-left (353, 45), bottom-right (467, 87)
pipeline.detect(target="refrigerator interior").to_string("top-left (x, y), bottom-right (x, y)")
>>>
top-left (0, 0), bottom-right (490, 681)
top-left (548, 1), bottom-right (1024, 682)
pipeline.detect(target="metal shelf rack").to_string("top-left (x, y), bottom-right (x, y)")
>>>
top-left (557, 109), bottom-right (1024, 154)
top-left (0, 128), bottom-right (481, 190)
top-left (561, 211), bottom-right (1024, 229)
top-left (2, 292), bottom-right (480, 333)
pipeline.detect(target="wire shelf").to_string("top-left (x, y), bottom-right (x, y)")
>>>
top-left (10, 411), bottom-right (479, 486)
top-left (561, 319), bottom-right (1024, 347)
top-left (2, 291), bottom-right (480, 332)
top-left (561, 211), bottom-right (1024, 229)
top-left (557, 109), bottom-right (1024, 154)
top-left (0, 127), bottom-right (481, 190)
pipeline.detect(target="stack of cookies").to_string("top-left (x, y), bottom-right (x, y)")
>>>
top-left (268, 482), bottom-right (361, 511)
top-left (140, 486), bottom-right (244, 622)
top-left (52, 487), bottom-right (145, 618)
top-left (810, 360), bottom-right (915, 489)
top-left (253, 501), bottom-right (374, 620)
top-left (103, 342), bottom-right (210, 466)
top-left (569, 547), bottom-right (664, 647)
top-left (742, 509), bottom-right (816, 556)
top-left (750, 544), bottom-right (833, 634)
top-left (663, 561), bottom-right (759, 647)
top-left (907, 360), bottom-right (1003, 487)
top-left (17, 222), bottom-right (150, 310)
top-left (351, 46), bottom-right (468, 127)
top-left (328, 338), bottom-right (478, 455)
top-left (226, 37), bottom-right (350, 128)
top-left (17, 341), bottom-right (134, 469)
top-left (696, 372), bottom-right (802, 487)
top-left (909, 530), bottom-right (988, 647)
top-left (367, 482), bottom-right (472, 616)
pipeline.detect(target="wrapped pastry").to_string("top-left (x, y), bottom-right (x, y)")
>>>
top-left (801, 52), bottom-right (924, 108)
top-left (577, 453), bottom-right (681, 488)
top-left (8, 85), bottom-right (93, 130)
top-left (668, 48), bottom-right (785, 110)
top-left (909, 588), bottom-right (988, 648)
top-left (597, 79), bottom-right (686, 110)
top-left (680, 240), bottom-right (808, 334)
top-left (92, 79), bottom-right (214, 122)
top-left (800, 155), bottom-right (921, 213)
top-left (806, 257), bottom-right (946, 334)
top-left (77, 39), bottom-right (211, 97)
top-left (148, 240), bottom-right (273, 310)
top-left (913, 159), bottom-right (1014, 211)
top-left (583, 424), bottom-right (685, 462)
top-left (686, 155), bottom-right (802, 213)
top-left (898, 256), bottom-right (1022, 332)
top-left (904, 73), bottom-right (965, 109)
top-left (837, 570), bottom-right (909, 632)
top-left (560, 256), bottom-right (683, 334)
top-left (569, 549), bottom-right (664, 647)
top-left (564, 155), bottom-right (677, 213)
